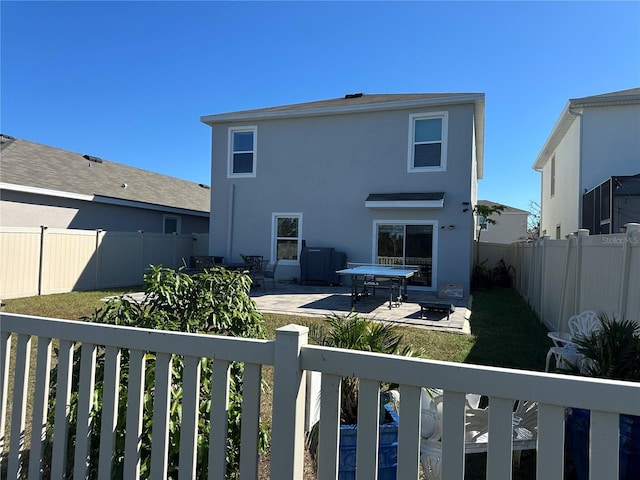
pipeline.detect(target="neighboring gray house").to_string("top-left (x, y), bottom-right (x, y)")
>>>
top-left (533, 88), bottom-right (640, 238)
top-left (477, 200), bottom-right (529, 244)
top-left (0, 135), bottom-right (210, 233)
top-left (201, 93), bottom-right (485, 293)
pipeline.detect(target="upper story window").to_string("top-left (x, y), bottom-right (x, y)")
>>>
top-left (408, 112), bottom-right (448, 172)
top-left (478, 216), bottom-right (489, 231)
top-left (228, 126), bottom-right (257, 177)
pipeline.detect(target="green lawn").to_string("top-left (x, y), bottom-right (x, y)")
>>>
top-left (2, 286), bottom-right (554, 479)
top-left (2, 286), bottom-right (551, 370)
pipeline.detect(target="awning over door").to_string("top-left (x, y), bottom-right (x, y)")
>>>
top-left (365, 192), bottom-right (445, 209)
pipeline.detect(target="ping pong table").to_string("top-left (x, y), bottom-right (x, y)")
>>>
top-left (336, 264), bottom-right (418, 309)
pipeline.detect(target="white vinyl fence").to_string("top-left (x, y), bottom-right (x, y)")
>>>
top-left (0, 227), bottom-right (210, 299)
top-left (477, 223), bottom-right (640, 332)
top-left (2, 313), bottom-right (639, 479)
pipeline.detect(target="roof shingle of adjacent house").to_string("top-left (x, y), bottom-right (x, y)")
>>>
top-left (478, 199), bottom-right (530, 214)
top-left (0, 135), bottom-right (210, 214)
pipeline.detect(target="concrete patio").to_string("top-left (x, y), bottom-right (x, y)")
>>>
top-left (250, 282), bottom-right (472, 334)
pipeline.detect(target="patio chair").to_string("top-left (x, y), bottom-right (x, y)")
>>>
top-left (420, 388), bottom-right (538, 480)
top-left (263, 259), bottom-right (279, 289)
top-left (545, 310), bottom-right (600, 372)
top-left (249, 259), bottom-right (269, 291)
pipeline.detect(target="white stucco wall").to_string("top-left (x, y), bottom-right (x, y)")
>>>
top-left (538, 102), bottom-right (640, 238)
top-left (580, 104), bottom-right (640, 191)
top-left (479, 212), bottom-right (528, 244)
top-left (540, 119), bottom-right (581, 238)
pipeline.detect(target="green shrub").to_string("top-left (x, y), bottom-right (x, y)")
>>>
top-left (44, 265), bottom-right (268, 479)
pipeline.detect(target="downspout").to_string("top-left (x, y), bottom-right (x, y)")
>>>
top-left (226, 184), bottom-right (235, 260)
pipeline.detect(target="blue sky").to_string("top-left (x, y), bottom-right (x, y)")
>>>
top-left (2, 1), bottom-right (639, 212)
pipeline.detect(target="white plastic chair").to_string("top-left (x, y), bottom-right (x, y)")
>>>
top-left (568, 310), bottom-right (601, 338)
top-left (545, 310), bottom-right (600, 372)
top-left (419, 389), bottom-right (538, 480)
top-left (263, 259), bottom-right (279, 289)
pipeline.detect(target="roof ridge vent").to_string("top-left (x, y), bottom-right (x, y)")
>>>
top-left (0, 134), bottom-right (16, 149)
top-left (83, 154), bottom-right (103, 163)
top-left (344, 93), bottom-right (364, 99)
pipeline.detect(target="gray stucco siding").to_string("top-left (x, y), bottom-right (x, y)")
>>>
top-left (209, 102), bottom-right (477, 291)
top-left (1, 191), bottom-right (209, 233)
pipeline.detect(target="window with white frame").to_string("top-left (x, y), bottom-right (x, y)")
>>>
top-left (478, 216), bottom-right (489, 231)
top-left (408, 112), bottom-right (447, 172)
top-left (228, 126), bottom-right (257, 177)
top-left (272, 214), bottom-right (302, 262)
top-left (163, 215), bottom-right (181, 234)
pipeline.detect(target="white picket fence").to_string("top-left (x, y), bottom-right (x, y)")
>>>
top-left (2, 313), bottom-right (639, 479)
top-left (477, 223), bottom-right (640, 332)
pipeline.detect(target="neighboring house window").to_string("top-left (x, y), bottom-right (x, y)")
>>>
top-left (550, 156), bottom-right (556, 197)
top-left (228, 126), bottom-right (257, 177)
top-left (272, 213), bottom-right (302, 262)
top-left (408, 112), bottom-right (448, 172)
top-left (478, 216), bottom-right (489, 231)
top-left (164, 215), bottom-right (181, 234)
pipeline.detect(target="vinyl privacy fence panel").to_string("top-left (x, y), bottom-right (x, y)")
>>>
top-left (41, 228), bottom-right (98, 295)
top-left (0, 228), bottom-right (210, 299)
top-left (0, 227), bottom-right (41, 299)
top-left (477, 224), bottom-right (640, 331)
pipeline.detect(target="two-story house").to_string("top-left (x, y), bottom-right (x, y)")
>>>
top-left (477, 200), bottom-right (530, 244)
top-left (532, 88), bottom-right (640, 238)
top-left (201, 93), bottom-right (485, 293)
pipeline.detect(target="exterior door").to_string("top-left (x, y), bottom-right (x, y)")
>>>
top-left (375, 223), bottom-right (435, 287)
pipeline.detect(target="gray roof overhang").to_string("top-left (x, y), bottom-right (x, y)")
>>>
top-left (365, 192), bottom-right (445, 209)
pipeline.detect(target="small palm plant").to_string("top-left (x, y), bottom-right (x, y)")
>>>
top-left (562, 315), bottom-right (640, 381)
top-left (561, 315), bottom-right (640, 480)
top-left (306, 311), bottom-right (419, 471)
top-left (308, 311), bottom-right (419, 424)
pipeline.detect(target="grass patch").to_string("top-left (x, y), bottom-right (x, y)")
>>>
top-left (1, 286), bottom-right (141, 320)
top-left (466, 288), bottom-right (552, 371)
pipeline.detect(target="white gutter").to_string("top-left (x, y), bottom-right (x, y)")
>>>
top-left (0, 182), bottom-right (209, 217)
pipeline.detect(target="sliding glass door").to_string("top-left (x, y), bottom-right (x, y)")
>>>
top-left (376, 222), bottom-right (435, 287)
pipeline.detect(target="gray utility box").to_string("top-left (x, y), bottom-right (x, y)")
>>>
top-left (300, 247), bottom-right (347, 285)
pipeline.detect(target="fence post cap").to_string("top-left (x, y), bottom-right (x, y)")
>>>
top-left (275, 324), bottom-right (309, 336)
top-left (623, 223), bottom-right (640, 234)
